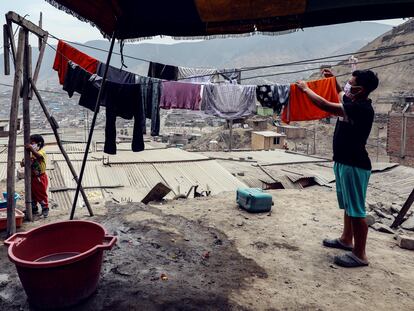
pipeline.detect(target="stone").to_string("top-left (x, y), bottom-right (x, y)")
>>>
top-left (379, 217), bottom-right (395, 227)
top-left (397, 235), bottom-right (414, 250)
top-left (401, 215), bottom-right (414, 231)
top-left (371, 223), bottom-right (395, 234)
top-left (373, 208), bottom-right (393, 220)
top-left (0, 274), bottom-right (9, 287)
top-left (367, 201), bottom-right (379, 211)
top-left (365, 213), bottom-right (376, 226)
top-left (391, 204), bottom-right (402, 214)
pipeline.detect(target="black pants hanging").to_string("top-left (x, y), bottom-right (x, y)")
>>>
top-left (103, 81), bottom-right (144, 154)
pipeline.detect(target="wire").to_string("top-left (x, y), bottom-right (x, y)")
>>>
top-left (2, 54), bottom-right (414, 94)
top-left (47, 32), bottom-right (414, 73)
top-left (241, 55), bottom-right (414, 81)
top-left (0, 82), bottom-right (78, 96)
top-left (13, 13), bottom-right (414, 79)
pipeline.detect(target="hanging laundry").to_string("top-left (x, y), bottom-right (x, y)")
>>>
top-left (63, 61), bottom-right (91, 97)
top-left (97, 63), bottom-right (136, 84)
top-left (101, 81), bottom-right (144, 155)
top-left (281, 77), bottom-right (339, 124)
top-left (177, 66), bottom-right (217, 83)
top-left (201, 84), bottom-right (256, 119)
top-left (215, 68), bottom-right (241, 84)
top-left (160, 81), bottom-right (202, 110)
top-left (53, 40), bottom-right (98, 85)
top-left (136, 75), bottom-right (162, 136)
top-left (256, 84), bottom-right (290, 114)
top-left (63, 62), bottom-right (101, 111)
top-left (148, 61), bottom-right (178, 81)
top-left (96, 62), bottom-right (149, 134)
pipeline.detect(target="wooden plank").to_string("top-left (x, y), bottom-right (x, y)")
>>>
top-left (23, 31), bottom-right (33, 221)
top-left (38, 12), bottom-right (42, 51)
top-left (31, 36), bottom-right (47, 98)
top-left (5, 21), bottom-right (16, 66)
top-left (6, 28), bottom-right (25, 237)
top-left (391, 188), bottom-right (414, 228)
top-left (29, 80), bottom-right (94, 217)
top-left (141, 183), bottom-right (172, 204)
top-left (3, 25), bottom-right (10, 75)
top-left (6, 11), bottom-right (48, 38)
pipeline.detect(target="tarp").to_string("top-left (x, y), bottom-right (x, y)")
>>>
top-left (44, 0), bottom-right (414, 40)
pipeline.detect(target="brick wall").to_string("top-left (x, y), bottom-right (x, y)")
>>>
top-left (387, 113), bottom-right (414, 167)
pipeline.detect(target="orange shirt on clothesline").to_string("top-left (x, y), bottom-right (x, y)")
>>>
top-left (53, 40), bottom-right (98, 85)
top-left (281, 77), bottom-right (339, 124)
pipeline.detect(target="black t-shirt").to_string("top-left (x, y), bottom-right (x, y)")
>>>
top-left (333, 95), bottom-right (374, 170)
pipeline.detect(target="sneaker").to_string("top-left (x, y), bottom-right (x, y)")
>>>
top-left (32, 207), bottom-right (39, 215)
top-left (41, 208), bottom-right (49, 218)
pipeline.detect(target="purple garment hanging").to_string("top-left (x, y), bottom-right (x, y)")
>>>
top-left (160, 81), bottom-right (202, 110)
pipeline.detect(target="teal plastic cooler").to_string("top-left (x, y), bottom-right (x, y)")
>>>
top-left (236, 188), bottom-right (272, 213)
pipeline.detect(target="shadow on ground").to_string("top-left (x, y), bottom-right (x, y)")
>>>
top-left (0, 202), bottom-right (267, 310)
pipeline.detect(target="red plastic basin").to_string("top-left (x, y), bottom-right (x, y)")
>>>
top-left (4, 220), bottom-right (116, 309)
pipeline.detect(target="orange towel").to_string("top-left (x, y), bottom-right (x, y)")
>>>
top-left (281, 77), bottom-right (339, 124)
top-left (53, 40), bottom-right (98, 85)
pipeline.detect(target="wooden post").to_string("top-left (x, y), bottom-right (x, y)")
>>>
top-left (6, 28), bottom-right (25, 237)
top-left (31, 33), bottom-right (47, 96)
top-left (229, 119), bottom-right (233, 152)
top-left (70, 30), bottom-right (117, 220)
top-left (5, 21), bottom-right (16, 66)
top-left (30, 80), bottom-right (93, 216)
top-left (391, 188), bottom-right (414, 228)
top-left (38, 12), bottom-right (42, 51)
top-left (3, 25), bottom-right (10, 75)
top-left (23, 30), bottom-right (33, 221)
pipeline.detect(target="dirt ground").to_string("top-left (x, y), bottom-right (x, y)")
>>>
top-left (1, 186), bottom-right (414, 310)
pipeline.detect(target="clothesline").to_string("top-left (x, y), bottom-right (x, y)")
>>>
top-left (44, 36), bottom-right (414, 86)
top-left (43, 33), bottom-right (414, 80)
top-left (2, 46), bottom-right (414, 97)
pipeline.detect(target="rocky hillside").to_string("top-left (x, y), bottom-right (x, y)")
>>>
top-left (0, 22), bottom-right (391, 87)
top-left (324, 19), bottom-right (414, 113)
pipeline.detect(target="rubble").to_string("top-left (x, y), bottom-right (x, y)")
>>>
top-left (370, 223), bottom-right (395, 234)
top-left (397, 235), bottom-right (414, 250)
top-left (401, 215), bottom-right (414, 231)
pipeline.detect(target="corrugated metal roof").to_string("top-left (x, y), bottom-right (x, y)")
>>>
top-left (0, 164), bottom-right (6, 182)
top-left (252, 131), bottom-right (285, 137)
top-left (95, 142), bottom-right (167, 152)
top-left (369, 165), bottom-right (414, 201)
top-left (0, 133), bottom-right (58, 147)
top-left (46, 147), bottom-right (246, 205)
top-left (154, 161), bottom-right (246, 196)
top-left (106, 148), bottom-right (208, 164)
top-left (198, 150), bottom-right (328, 166)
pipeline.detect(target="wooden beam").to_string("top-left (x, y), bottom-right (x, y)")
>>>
top-left (5, 20), bottom-right (16, 66)
top-left (6, 28), bottom-right (25, 237)
top-left (29, 79), bottom-right (94, 216)
top-left (6, 11), bottom-right (48, 38)
top-left (3, 25), bottom-right (10, 75)
top-left (38, 12), bottom-right (42, 51)
top-left (391, 188), bottom-right (414, 228)
top-left (22, 31), bottom-right (33, 221)
top-left (31, 35), bottom-right (47, 98)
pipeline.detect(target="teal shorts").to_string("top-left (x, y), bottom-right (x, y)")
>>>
top-left (333, 162), bottom-right (371, 218)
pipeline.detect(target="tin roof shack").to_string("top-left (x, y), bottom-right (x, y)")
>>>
top-left (246, 117), bottom-right (270, 131)
top-left (387, 112), bottom-right (414, 167)
top-left (276, 124), bottom-right (306, 139)
top-left (251, 131), bottom-right (286, 151)
top-left (0, 117), bottom-right (23, 137)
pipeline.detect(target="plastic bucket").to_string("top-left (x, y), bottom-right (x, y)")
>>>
top-left (0, 192), bottom-right (20, 209)
top-left (4, 220), bottom-right (116, 309)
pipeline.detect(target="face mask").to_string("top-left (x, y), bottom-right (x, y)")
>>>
top-left (344, 82), bottom-right (353, 98)
top-left (31, 143), bottom-right (39, 151)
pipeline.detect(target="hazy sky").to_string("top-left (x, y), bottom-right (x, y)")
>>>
top-left (0, 0), bottom-right (408, 49)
